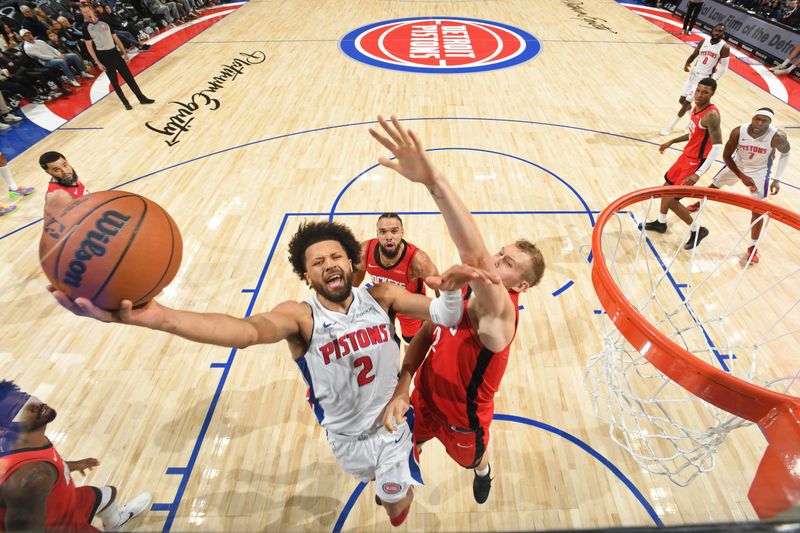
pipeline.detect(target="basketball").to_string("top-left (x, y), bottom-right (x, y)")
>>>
top-left (40, 190), bottom-right (183, 310)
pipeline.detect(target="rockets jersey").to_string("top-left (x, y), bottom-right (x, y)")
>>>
top-left (684, 104), bottom-right (719, 160)
top-left (693, 38), bottom-right (725, 77)
top-left (47, 180), bottom-right (88, 199)
top-left (734, 123), bottom-right (778, 172)
top-left (296, 287), bottom-right (400, 435)
top-left (0, 441), bottom-right (98, 532)
top-left (414, 290), bottom-right (520, 430)
top-left (364, 239), bottom-right (425, 295)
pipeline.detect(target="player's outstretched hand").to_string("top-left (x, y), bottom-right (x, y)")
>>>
top-left (382, 391), bottom-right (409, 432)
top-left (426, 264), bottom-right (501, 292)
top-left (770, 180), bottom-right (780, 195)
top-left (48, 285), bottom-right (166, 328)
top-left (369, 114), bottom-right (440, 186)
top-left (66, 458), bottom-right (99, 476)
top-left (658, 140), bottom-right (673, 153)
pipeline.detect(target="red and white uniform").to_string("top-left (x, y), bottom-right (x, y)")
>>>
top-left (411, 289), bottom-right (520, 468)
top-left (363, 238), bottom-right (426, 340)
top-left (0, 442), bottom-right (100, 531)
top-left (665, 104), bottom-right (719, 185)
top-left (47, 180), bottom-right (88, 199)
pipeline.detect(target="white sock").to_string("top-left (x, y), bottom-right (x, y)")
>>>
top-left (666, 115), bottom-right (680, 131)
top-left (777, 59), bottom-right (791, 68)
top-left (0, 166), bottom-right (17, 191)
top-left (689, 219), bottom-right (700, 232)
top-left (475, 465), bottom-right (490, 477)
top-left (786, 64), bottom-right (797, 73)
top-left (751, 239), bottom-right (758, 248)
top-left (657, 213), bottom-right (668, 224)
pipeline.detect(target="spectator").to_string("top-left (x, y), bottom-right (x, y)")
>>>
top-left (780, 0), bottom-right (800, 26)
top-left (19, 5), bottom-right (50, 40)
top-left (1, 23), bottom-right (20, 48)
top-left (98, 4), bottom-right (150, 50)
top-left (1, 47), bottom-right (70, 100)
top-left (20, 28), bottom-right (93, 87)
top-left (33, 6), bottom-right (54, 26)
top-left (0, 91), bottom-right (23, 131)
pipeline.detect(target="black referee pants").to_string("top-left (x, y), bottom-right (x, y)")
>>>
top-left (96, 48), bottom-right (146, 105)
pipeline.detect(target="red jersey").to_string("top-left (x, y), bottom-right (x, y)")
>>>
top-left (414, 290), bottom-right (520, 430)
top-left (684, 104), bottom-right (719, 160)
top-left (0, 441), bottom-right (99, 531)
top-left (364, 238), bottom-right (426, 339)
top-left (46, 180), bottom-right (88, 200)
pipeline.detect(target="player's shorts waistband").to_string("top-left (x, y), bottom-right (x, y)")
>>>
top-left (326, 424), bottom-right (400, 442)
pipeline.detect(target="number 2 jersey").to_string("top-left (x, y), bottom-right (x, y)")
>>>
top-left (296, 287), bottom-right (400, 436)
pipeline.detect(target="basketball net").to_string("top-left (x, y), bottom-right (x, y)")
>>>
top-left (584, 186), bottom-right (800, 518)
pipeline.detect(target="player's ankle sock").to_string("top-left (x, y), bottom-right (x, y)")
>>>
top-left (657, 213), bottom-right (668, 224)
top-left (689, 219), bottom-right (700, 232)
top-left (751, 239), bottom-right (758, 248)
top-left (785, 64), bottom-right (797, 73)
top-left (0, 167), bottom-right (17, 191)
top-left (389, 506), bottom-right (410, 527)
top-left (777, 59), bottom-right (791, 68)
top-left (475, 465), bottom-right (490, 477)
top-left (666, 116), bottom-right (680, 131)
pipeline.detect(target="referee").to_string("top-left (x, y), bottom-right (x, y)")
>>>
top-left (80, 3), bottom-right (154, 110)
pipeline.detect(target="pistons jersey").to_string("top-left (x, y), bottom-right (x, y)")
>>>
top-left (693, 39), bottom-right (725, 77)
top-left (735, 123), bottom-right (777, 172)
top-left (296, 287), bottom-right (400, 435)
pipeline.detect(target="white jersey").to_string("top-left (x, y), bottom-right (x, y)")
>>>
top-left (693, 39), bottom-right (725, 77)
top-left (734, 123), bottom-right (777, 172)
top-left (296, 287), bottom-right (399, 436)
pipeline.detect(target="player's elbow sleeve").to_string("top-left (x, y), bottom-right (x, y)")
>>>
top-left (428, 289), bottom-right (463, 327)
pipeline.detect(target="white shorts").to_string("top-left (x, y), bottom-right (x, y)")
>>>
top-left (327, 413), bottom-right (422, 503)
top-left (711, 166), bottom-right (769, 199)
top-left (680, 72), bottom-right (704, 100)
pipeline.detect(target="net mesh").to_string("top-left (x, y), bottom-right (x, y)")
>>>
top-left (585, 192), bottom-right (800, 486)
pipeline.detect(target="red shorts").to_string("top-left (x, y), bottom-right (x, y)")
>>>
top-left (397, 314), bottom-right (422, 342)
top-left (665, 154), bottom-right (703, 185)
top-left (410, 389), bottom-right (490, 469)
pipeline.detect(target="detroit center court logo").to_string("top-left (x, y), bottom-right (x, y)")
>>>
top-left (340, 17), bottom-right (540, 74)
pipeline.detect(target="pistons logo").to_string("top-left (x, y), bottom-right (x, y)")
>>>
top-left (382, 482), bottom-right (402, 495)
top-left (340, 17), bottom-right (540, 74)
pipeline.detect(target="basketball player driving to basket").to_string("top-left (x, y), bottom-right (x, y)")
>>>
top-left (49, 219), bottom-right (499, 527)
top-left (370, 115), bottom-right (546, 504)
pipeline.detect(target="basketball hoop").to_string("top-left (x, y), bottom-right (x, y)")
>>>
top-left (585, 186), bottom-right (800, 519)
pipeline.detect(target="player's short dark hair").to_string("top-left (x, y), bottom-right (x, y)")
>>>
top-left (377, 212), bottom-right (403, 226)
top-left (39, 151), bottom-right (65, 170)
top-left (698, 77), bottom-right (717, 92)
top-left (288, 221), bottom-right (361, 279)
top-left (0, 380), bottom-right (24, 428)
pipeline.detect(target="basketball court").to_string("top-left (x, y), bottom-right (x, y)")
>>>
top-left (2, 1), bottom-right (800, 531)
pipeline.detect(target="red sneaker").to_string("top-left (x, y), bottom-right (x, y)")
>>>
top-left (687, 201), bottom-right (700, 213)
top-left (389, 505), bottom-right (410, 527)
top-left (746, 246), bottom-right (759, 264)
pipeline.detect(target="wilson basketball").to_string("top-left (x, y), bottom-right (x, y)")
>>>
top-left (40, 190), bottom-right (183, 310)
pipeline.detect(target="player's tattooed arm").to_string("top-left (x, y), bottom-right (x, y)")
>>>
top-left (2, 462), bottom-right (56, 531)
top-left (703, 110), bottom-right (723, 144)
top-left (411, 250), bottom-right (440, 296)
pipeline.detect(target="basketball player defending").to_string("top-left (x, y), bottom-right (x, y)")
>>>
top-left (0, 381), bottom-right (151, 531)
top-left (686, 108), bottom-right (791, 263)
top-left (40, 151), bottom-right (89, 219)
top-left (50, 221), bottom-right (498, 527)
top-left (353, 213), bottom-right (440, 343)
top-left (370, 116), bottom-right (546, 504)
top-left (642, 77), bottom-right (722, 250)
top-left (661, 24), bottom-right (729, 136)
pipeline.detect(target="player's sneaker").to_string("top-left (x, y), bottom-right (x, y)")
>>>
top-left (0, 205), bottom-right (17, 216)
top-left (686, 201), bottom-right (700, 212)
top-left (639, 220), bottom-right (667, 233)
top-left (8, 186), bottom-right (34, 200)
top-left (746, 246), bottom-right (759, 264)
top-left (684, 227), bottom-right (709, 250)
top-left (375, 495), bottom-right (382, 506)
top-left (472, 465), bottom-right (493, 504)
top-left (389, 505), bottom-right (410, 527)
top-left (660, 128), bottom-right (672, 136)
top-left (102, 492), bottom-right (151, 531)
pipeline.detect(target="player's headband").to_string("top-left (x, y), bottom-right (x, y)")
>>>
top-left (755, 108), bottom-right (774, 120)
top-left (0, 386), bottom-right (30, 429)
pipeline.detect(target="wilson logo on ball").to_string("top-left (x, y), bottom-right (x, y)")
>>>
top-left (63, 210), bottom-right (131, 289)
top-left (339, 17), bottom-right (540, 74)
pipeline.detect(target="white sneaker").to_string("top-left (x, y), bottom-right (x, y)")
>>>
top-left (0, 122), bottom-right (10, 130)
top-left (69, 79), bottom-right (81, 87)
top-left (80, 72), bottom-right (95, 79)
top-left (660, 128), bottom-right (671, 136)
top-left (102, 492), bottom-right (152, 531)
top-left (3, 114), bottom-right (22, 123)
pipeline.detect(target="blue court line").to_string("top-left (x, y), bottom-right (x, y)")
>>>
top-left (518, 304), bottom-right (525, 310)
top-left (241, 288), bottom-right (255, 293)
top-left (209, 362), bottom-right (227, 368)
top-left (157, 213), bottom-right (289, 532)
top-left (330, 413), bottom-right (662, 532)
top-left (552, 279), bottom-right (574, 297)
top-left (3, 116), bottom-right (795, 243)
top-left (594, 309), bottom-right (606, 314)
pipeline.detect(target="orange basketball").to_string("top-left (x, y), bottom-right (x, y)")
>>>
top-left (40, 190), bottom-right (183, 310)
